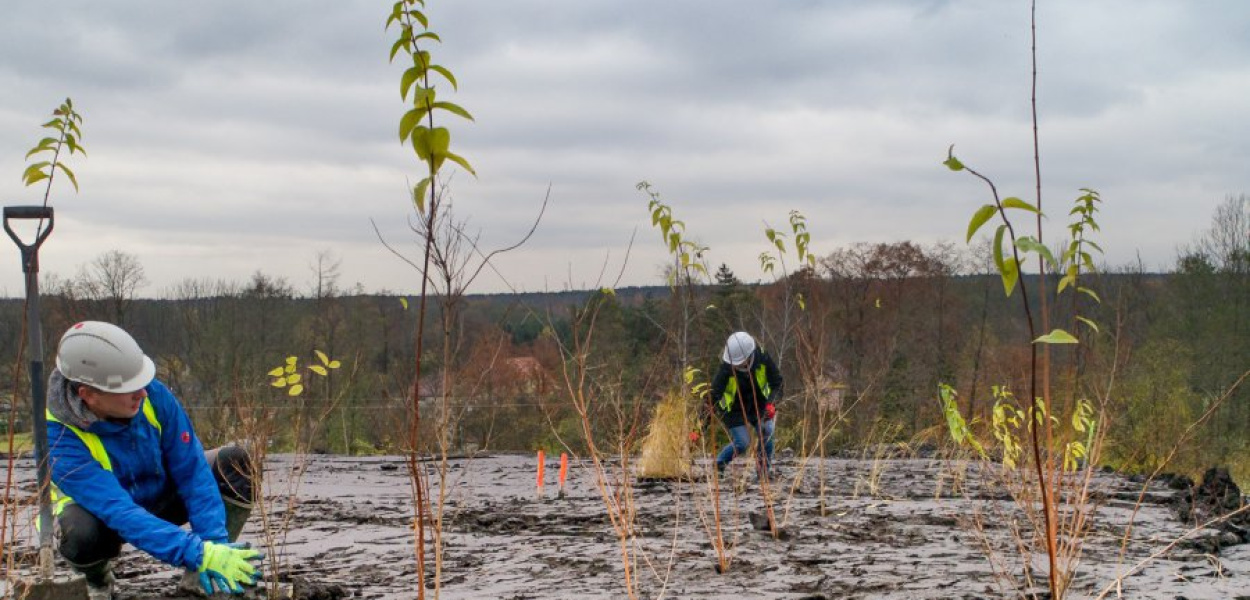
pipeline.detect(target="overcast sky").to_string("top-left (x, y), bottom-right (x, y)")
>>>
top-left (1, 1), bottom-right (1246, 298)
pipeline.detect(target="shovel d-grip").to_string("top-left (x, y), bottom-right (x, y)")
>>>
top-left (4, 205), bottom-right (57, 579)
top-left (4, 205), bottom-right (55, 272)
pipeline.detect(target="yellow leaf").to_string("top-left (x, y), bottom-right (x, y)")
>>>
top-left (400, 297), bottom-right (409, 310)
top-left (328, 360), bottom-right (341, 369)
top-left (288, 384), bottom-right (304, 396)
top-left (285, 365), bottom-right (296, 374)
top-left (271, 379), bottom-right (286, 388)
top-left (287, 373), bottom-right (302, 384)
top-left (286, 356), bottom-right (298, 365)
top-left (309, 365), bottom-right (328, 376)
top-left (316, 350), bottom-right (329, 365)
top-left (267, 367), bottom-right (284, 377)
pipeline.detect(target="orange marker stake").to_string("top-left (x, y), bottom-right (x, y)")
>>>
top-left (558, 452), bottom-right (569, 498)
top-left (536, 450), bottom-right (546, 499)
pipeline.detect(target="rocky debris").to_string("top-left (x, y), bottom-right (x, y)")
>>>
top-left (289, 579), bottom-right (350, 600)
top-left (1172, 466), bottom-right (1250, 548)
top-left (1158, 472), bottom-right (1195, 490)
top-left (747, 510), bottom-right (794, 540)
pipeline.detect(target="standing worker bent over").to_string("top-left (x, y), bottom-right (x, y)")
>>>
top-left (46, 321), bottom-right (263, 599)
top-left (709, 331), bottom-right (784, 477)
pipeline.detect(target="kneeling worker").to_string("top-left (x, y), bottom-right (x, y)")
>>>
top-left (46, 321), bottom-right (263, 599)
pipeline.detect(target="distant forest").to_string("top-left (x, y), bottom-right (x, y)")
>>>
top-left (2, 200), bottom-right (1247, 485)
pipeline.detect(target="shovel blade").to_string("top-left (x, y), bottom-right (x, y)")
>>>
top-left (9, 576), bottom-right (88, 600)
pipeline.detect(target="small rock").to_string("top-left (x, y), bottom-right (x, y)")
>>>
top-left (1162, 473), bottom-right (1194, 490)
top-left (748, 511), bottom-right (773, 531)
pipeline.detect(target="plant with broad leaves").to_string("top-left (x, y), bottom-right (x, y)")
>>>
top-left (638, 181), bottom-right (710, 281)
top-left (942, 141), bottom-right (1110, 599)
top-left (936, 5), bottom-right (1121, 598)
top-left (685, 365), bottom-right (710, 402)
top-left (635, 181), bottom-right (713, 386)
top-left (387, 0), bottom-right (474, 214)
top-left (268, 352), bottom-right (340, 397)
top-left (1063, 399), bottom-right (1096, 472)
top-left (760, 210), bottom-right (817, 275)
top-left (989, 385), bottom-right (1026, 469)
top-left (943, 382), bottom-right (1092, 474)
top-left (947, 145), bottom-right (1097, 345)
top-left (939, 383), bottom-right (983, 457)
top-left (384, 4), bottom-right (477, 598)
top-left (1058, 189), bottom-right (1103, 335)
top-left (23, 98), bottom-right (85, 197)
top-left (759, 209), bottom-right (817, 313)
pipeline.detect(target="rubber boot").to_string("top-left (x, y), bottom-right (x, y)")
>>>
top-left (71, 559), bottom-right (114, 600)
top-left (177, 499), bottom-right (253, 597)
top-left (224, 496), bottom-right (252, 543)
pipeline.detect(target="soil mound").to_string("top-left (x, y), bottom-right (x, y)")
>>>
top-left (1173, 466), bottom-right (1250, 546)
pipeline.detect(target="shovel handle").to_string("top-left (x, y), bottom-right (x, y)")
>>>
top-left (6, 205), bottom-right (57, 559)
top-left (3, 205), bottom-right (55, 253)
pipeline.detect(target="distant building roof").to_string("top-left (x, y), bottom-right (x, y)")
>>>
top-left (506, 356), bottom-right (543, 377)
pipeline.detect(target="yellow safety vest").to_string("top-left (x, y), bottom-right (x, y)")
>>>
top-left (45, 399), bottom-right (161, 515)
top-left (719, 363), bottom-right (771, 412)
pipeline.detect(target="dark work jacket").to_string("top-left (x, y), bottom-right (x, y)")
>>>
top-left (708, 348), bottom-right (784, 428)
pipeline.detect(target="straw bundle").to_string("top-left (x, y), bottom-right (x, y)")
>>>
top-left (636, 391), bottom-right (694, 479)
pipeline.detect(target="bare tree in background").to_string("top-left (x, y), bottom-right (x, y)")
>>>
top-left (307, 249), bottom-right (345, 364)
top-left (76, 250), bottom-right (148, 326)
top-left (1190, 194), bottom-right (1249, 272)
top-left (309, 250), bottom-right (342, 302)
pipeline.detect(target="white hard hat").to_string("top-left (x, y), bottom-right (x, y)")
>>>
top-left (56, 321), bottom-right (156, 394)
top-left (722, 331), bottom-right (756, 366)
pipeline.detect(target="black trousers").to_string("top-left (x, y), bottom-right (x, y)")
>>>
top-left (56, 444), bottom-right (254, 567)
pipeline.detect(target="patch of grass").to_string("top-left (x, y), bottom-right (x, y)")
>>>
top-left (1232, 455), bottom-right (1249, 492)
top-left (636, 392), bottom-right (693, 479)
top-left (3, 431), bottom-right (33, 454)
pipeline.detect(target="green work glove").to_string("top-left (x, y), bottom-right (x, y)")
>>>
top-left (198, 541), bottom-right (264, 595)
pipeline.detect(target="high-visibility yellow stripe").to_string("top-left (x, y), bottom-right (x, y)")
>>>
top-left (719, 363), bottom-right (771, 412)
top-left (45, 397), bottom-right (161, 515)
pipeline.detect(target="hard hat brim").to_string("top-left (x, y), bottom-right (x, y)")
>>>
top-left (108, 355), bottom-right (156, 394)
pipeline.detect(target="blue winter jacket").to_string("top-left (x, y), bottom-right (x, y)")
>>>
top-left (47, 377), bottom-right (227, 570)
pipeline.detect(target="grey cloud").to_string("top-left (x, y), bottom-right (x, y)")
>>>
top-left (2, 0), bottom-right (1247, 295)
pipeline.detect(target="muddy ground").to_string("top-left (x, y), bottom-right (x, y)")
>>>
top-left (6, 453), bottom-right (1249, 599)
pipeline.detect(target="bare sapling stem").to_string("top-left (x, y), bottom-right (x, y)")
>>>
top-left (1027, 3), bottom-right (1061, 593)
top-left (2, 316), bottom-right (31, 582)
top-left (551, 285), bottom-right (640, 599)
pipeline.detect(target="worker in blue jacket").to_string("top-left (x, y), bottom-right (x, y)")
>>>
top-left (46, 321), bottom-right (263, 599)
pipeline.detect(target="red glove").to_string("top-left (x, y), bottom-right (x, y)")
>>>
top-left (764, 403), bottom-right (776, 420)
